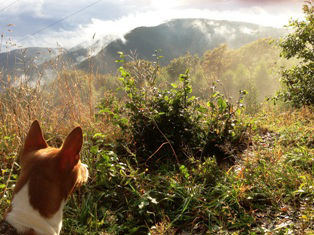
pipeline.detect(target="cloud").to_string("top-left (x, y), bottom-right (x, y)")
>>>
top-left (0, 0), bottom-right (304, 50)
top-left (2, 0), bottom-right (45, 16)
top-left (179, 0), bottom-right (303, 6)
top-left (20, 7), bottom-right (301, 48)
top-left (237, 0), bottom-right (302, 3)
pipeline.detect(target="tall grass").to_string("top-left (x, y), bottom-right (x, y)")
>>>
top-left (0, 44), bottom-right (313, 235)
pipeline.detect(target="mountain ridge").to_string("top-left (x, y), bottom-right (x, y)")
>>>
top-left (78, 18), bottom-right (286, 73)
top-left (0, 18), bottom-right (286, 83)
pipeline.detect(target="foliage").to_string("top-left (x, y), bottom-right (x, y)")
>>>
top-left (101, 53), bottom-right (250, 168)
top-left (166, 53), bottom-right (199, 81)
top-left (203, 87), bottom-right (249, 164)
top-left (201, 44), bottom-right (231, 80)
top-left (198, 39), bottom-right (283, 106)
top-left (278, 1), bottom-right (314, 107)
top-left (61, 106), bottom-right (313, 234)
top-left (118, 65), bottom-right (205, 164)
top-left (1, 25), bottom-right (313, 235)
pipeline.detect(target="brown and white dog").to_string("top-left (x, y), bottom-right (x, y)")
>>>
top-left (1, 120), bottom-right (88, 235)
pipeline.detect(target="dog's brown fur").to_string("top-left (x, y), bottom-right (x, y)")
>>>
top-left (2, 121), bottom-right (88, 235)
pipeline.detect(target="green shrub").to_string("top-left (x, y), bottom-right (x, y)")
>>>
top-left (277, 1), bottom-right (314, 107)
top-left (203, 88), bottom-right (249, 165)
top-left (97, 52), bottom-right (249, 168)
top-left (119, 67), bottom-right (205, 165)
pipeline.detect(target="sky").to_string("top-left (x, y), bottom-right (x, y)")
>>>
top-left (0, 0), bottom-right (305, 50)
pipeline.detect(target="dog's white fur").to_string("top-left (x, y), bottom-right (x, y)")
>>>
top-left (6, 182), bottom-right (64, 235)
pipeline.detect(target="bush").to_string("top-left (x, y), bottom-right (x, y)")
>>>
top-left (119, 67), bottom-right (205, 165)
top-left (98, 53), bottom-right (250, 168)
top-left (277, 1), bottom-right (314, 107)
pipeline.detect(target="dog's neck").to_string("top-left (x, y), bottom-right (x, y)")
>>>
top-left (6, 182), bottom-right (64, 235)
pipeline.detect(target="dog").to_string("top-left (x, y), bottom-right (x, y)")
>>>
top-left (1, 120), bottom-right (88, 235)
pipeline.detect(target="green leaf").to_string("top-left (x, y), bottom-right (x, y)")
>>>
top-left (90, 145), bottom-right (99, 154)
top-left (93, 133), bottom-right (106, 139)
top-left (207, 101), bottom-right (215, 110)
top-left (171, 83), bottom-right (178, 88)
top-left (212, 92), bottom-right (220, 98)
top-left (217, 97), bottom-right (227, 111)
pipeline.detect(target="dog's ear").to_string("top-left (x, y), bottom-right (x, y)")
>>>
top-left (59, 127), bottom-right (83, 170)
top-left (23, 120), bottom-right (48, 155)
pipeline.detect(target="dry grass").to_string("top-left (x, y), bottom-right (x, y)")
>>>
top-left (0, 41), bottom-right (312, 234)
top-left (0, 62), bottom-right (117, 216)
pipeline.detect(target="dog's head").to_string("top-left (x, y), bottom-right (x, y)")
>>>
top-left (13, 120), bottom-right (88, 218)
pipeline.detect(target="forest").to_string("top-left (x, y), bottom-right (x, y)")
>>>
top-left (0, 2), bottom-right (313, 235)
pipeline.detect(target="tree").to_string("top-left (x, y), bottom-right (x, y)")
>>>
top-left (254, 62), bottom-right (273, 101)
top-left (166, 53), bottom-right (199, 81)
top-left (278, 1), bottom-right (314, 107)
top-left (201, 44), bottom-right (231, 81)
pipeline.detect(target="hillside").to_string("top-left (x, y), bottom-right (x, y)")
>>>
top-left (78, 18), bottom-right (286, 73)
top-left (0, 18), bottom-right (286, 83)
top-left (0, 9), bottom-right (313, 235)
top-left (0, 47), bottom-right (58, 85)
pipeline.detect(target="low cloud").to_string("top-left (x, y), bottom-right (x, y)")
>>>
top-left (1, 0), bottom-right (304, 50)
